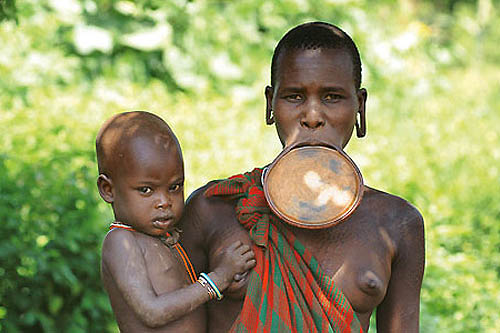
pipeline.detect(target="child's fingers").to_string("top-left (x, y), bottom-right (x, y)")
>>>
top-left (233, 271), bottom-right (248, 282)
top-left (229, 275), bottom-right (249, 290)
top-left (235, 243), bottom-right (251, 255)
top-left (244, 259), bottom-right (256, 270)
top-left (241, 251), bottom-right (255, 262)
top-left (227, 240), bottom-right (243, 251)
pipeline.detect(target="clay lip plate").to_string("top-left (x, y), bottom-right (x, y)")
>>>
top-left (263, 145), bottom-right (364, 229)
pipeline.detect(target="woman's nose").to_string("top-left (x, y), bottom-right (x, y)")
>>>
top-left (300, 101), bottom-right (325, 129)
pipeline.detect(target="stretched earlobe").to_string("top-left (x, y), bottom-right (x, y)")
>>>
top-left (265, 86), bottom-right (275, 125)
top-left (356, 88), bottom-right (367, 138)
top-left (355, 111), bottom-right (366, 138)
top-left (97, 174), bottom-right (114, 203)
top-left (267, 108), bottom-right (274, 125)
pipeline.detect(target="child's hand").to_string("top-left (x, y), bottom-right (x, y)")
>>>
top-left (211, 241), bottom-right (256, 291)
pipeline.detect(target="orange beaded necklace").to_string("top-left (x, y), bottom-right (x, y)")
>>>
top-left (109, 222), bottom-right (197, 283)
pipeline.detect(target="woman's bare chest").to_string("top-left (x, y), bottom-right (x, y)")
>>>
top-left (295, 225), bottom-right (393, 313)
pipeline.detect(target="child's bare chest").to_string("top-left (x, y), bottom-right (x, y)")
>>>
top-left (137, 237), bottom-right (192, 295)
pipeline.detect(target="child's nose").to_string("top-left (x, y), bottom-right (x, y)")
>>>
top-left (155, 193), bottom-right (171, 209)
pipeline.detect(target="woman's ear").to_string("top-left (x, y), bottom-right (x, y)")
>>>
top-left (265, 86), bottom-right (275, 125)
top-left (356, 88), bottom-right (367, 138)
top-left (97, 174), bottom-right (114, 203)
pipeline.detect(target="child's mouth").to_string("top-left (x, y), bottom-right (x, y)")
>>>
top-left (152, 217), bottom-right (174, 229)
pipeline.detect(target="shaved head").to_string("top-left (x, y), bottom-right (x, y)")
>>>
top-left (96, 111), bottom-right (181, 177)
top-left (271, 21), bottom-right (362, 89)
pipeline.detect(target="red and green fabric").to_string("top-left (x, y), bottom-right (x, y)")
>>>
top-left (205, 168), bottom-right (362, 333)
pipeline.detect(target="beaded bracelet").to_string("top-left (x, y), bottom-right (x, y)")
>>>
top-left (197, 276), bottom-right (216, 300)
top-left (200, 272), bottom-right (223, 301)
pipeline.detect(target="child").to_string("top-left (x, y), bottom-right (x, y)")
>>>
top-left (96, 111), bottom-right (256, 332)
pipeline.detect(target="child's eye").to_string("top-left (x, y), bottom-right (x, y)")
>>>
top-left (138, 187), bottom-right (152, 194)
top-left (169, 183), bottom-right (183, 192)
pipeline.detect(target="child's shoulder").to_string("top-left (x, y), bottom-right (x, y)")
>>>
top-left (102, 228), bottom-right (156, 258)
top-left (103, 227), bottom-right (136, 245)
top-left (102, 228), bottom-right (134, 259)
top-left (102, 228), bottom-right (178, 261)
top-left (104, 227), bottom-right (161, 242)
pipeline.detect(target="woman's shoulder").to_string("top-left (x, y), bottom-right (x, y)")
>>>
top-left (361, 185), bottom-right (424, 232)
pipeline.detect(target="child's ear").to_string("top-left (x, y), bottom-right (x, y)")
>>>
top-left (97, 174), bottom-right (114, 203)
top-left (265, 86), bottom-right (275, 125)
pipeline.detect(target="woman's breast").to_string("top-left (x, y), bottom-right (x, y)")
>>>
top-left (322, 247), bottom-right (391, 314)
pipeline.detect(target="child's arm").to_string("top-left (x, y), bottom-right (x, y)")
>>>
top-left (102, 229), bottom-right (255, 328)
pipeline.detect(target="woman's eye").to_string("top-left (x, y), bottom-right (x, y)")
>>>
top-left (138, 187), bottom-right (152, 194)
top-left (285, 94), bottom-right (302, 102)
top-left (324, 93), bottom-right (342, 101)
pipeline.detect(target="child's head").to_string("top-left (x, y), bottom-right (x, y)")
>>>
top-left (265, 21), bottom-right (367, 149)
top-left (96, 111), bottom-right (184, 237)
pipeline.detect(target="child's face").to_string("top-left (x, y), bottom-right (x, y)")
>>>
top-left (267, 48), bottom-right (366, 149)
top-left (111, 137), bottom-right (184, 237)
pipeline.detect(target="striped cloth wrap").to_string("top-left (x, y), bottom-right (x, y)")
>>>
top-left (205, 168), bottom-right (362, 333)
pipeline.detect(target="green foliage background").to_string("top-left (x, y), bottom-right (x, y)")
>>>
top-left (1, 0), bottom-right (499, 331)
